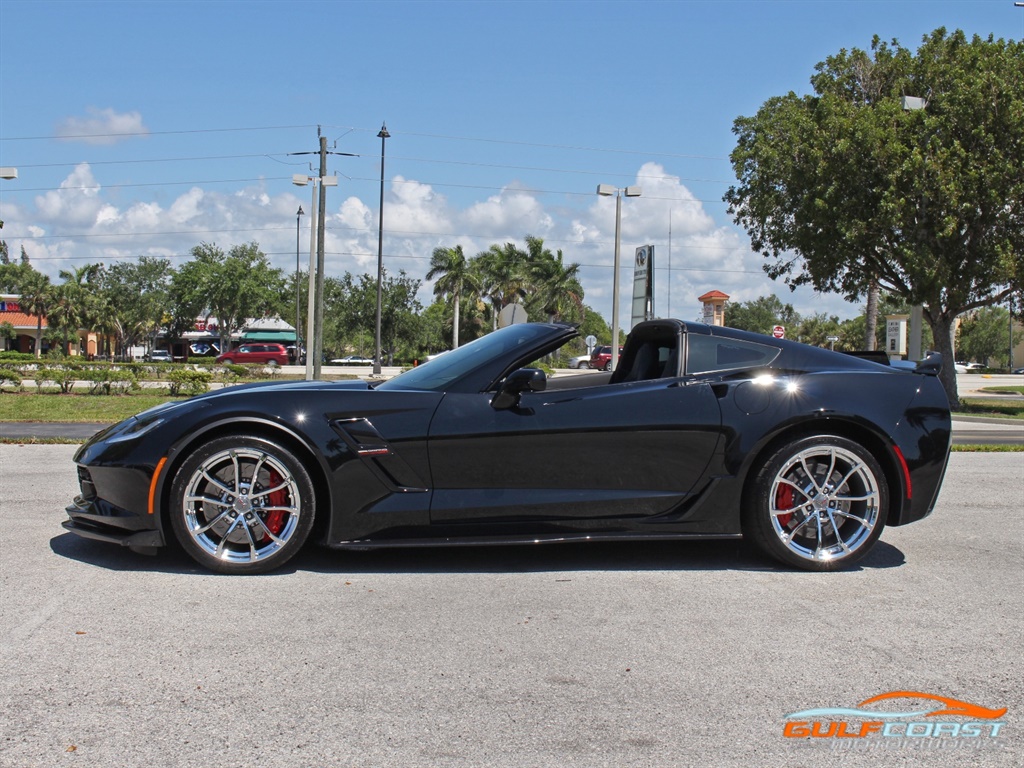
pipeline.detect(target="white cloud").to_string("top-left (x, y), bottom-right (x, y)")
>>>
top-left (55, 108), bottom-right (149, 145)
top-left (7, 162), bottom-right (862, 323)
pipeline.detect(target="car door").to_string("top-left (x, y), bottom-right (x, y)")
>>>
top-left (426, 376), bottom-right (723, 527)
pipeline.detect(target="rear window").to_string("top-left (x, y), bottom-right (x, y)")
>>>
top-left (686, 335), bottom-right (780, 375)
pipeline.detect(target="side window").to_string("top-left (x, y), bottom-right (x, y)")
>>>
top-left (239, 346), bottom-right (252, 354)
top-left (686, 335), bottom-right (780, 375)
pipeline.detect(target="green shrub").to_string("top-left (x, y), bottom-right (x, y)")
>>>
top-left (0, 369), bottom-right (22, 392)
top-left (34, 364), bottom-right (82, 394)
top-left (222, 363), bottom-right (248, 378)
top-left (81, 366), bottom-right (138, 395)
top-left (0, 351), bottom-right (36, 363)
top-left (167, 369), bottom-right (212, 396)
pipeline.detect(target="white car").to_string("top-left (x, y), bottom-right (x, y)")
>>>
top-left (568, 354), bottom-right (591, 369)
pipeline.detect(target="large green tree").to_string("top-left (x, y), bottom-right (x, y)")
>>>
top-left (724, 295), bottom-right (800, 335)
top-left (334, 270), bottom-right (422, 365)
top-left (725, 28), bottom-right (1024, 405)
top-left (170, 242), bottom-right (285, 353)
top-left (98, 256), bottom-right (173, 356)
top-left (957, 306), bottom-right (1020, 368)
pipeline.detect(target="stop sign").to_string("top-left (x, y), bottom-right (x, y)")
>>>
top-left (772, 325), bottom-right (785, 339)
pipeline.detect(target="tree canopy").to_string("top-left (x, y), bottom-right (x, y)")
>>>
top-left (725, 28), bottom-right (1024, 404)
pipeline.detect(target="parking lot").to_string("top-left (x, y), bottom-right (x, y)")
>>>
top-left (1, 446), bottom-right (1021, 767)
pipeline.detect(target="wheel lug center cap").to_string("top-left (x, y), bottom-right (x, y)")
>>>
top-left (233, 496), bottom-right (252, 514)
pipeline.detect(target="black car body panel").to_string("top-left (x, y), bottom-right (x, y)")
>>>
top-left (65, 319), bottom-right (952, 570)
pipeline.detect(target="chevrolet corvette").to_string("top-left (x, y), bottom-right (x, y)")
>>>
top-left (65, 319), bottom-right (952, 574)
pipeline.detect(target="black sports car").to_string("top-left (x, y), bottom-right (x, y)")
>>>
top-left (65, 319), bottom-right (952, 574)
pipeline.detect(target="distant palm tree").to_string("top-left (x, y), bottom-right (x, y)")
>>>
top-left (18, 270), bottom-right (51, 358)
top-left (427, 245), bottom-right (480, 349)
top-left (476, 242), bottom-right (529, 329)
top-left (50, 264), bottom-right (101, 354)
top-left (524, 235), bottom-right (585, 323)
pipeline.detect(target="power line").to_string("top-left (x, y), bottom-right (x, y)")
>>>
top-left (0, 124), bottom-right (319, 142)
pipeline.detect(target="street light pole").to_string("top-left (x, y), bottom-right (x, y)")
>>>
top-left (374, 123), bottom-right (389, 376)
top-left (596, 184), bottom-right (642, 371)
top-left (295, 205), bottom-right (304, 364)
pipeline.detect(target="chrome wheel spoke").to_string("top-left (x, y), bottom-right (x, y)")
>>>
top-left (834, 491), bottom-right (877, 503)
top-left (249, 481), bottom-right (290, 501)
top-left (250, 515), bottom-right (286, 546)
top-left (200, 470), bottom-right (234, 497)
top-left (186, 493), bottom-right (230, 508)
top-left (194, 509), bottom-right (232, 534)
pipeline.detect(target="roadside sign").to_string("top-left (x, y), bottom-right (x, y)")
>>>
top-left (772, 325), bottom-right (785, 339)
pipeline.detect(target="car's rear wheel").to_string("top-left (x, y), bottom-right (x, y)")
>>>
top-left (743, 435), bottom-right (887, 571)
top-left (603, 360), bottom-right (612, 371)
top-left (267, 360), bottom-right (278, 367)
top-left (169, 436), bottom-right (315, 574)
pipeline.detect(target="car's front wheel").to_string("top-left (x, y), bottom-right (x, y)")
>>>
top-left (743, 435), bottom-right (888, 571)
top-left (169, 435), bottom-right (316, 574)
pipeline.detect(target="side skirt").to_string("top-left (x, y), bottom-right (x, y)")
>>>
top-left (329, 531), bottom-right (744, 551)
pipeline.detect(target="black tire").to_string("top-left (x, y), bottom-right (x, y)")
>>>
top-left (603, 360), bottom-right (612, 372)
top-left (267, 360), bottom-right (278, 367)
top-left (743, 435), bottom-right (888, 571)
top-left (169, 435), bottom-right (316, 574)
top-left (580, 362), bottom-right (590, 369)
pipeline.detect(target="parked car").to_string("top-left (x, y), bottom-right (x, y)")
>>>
top-left (330, 355), bottom-right (374, 365)
top-left (964, 363), bottom-right (985, 372)
top-left (147, 349), bottom-right (173, 363)
top-left (589, 345), bottom-right (623, 371)
top-left (215, 343), bottom-right (289, 367)
top-left (64, 318), bottom-right (952, 575)
top-left (568, 354), bottom-right (591, 369)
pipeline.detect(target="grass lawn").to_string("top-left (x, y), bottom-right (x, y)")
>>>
top-left (978, 385), bottom-right (1024, 396)
top-left (957, 398), bottom-right (1024, 420)
top-left (0, 392), bottom-right (181, 422)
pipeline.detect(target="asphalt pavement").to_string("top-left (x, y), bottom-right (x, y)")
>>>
top-left (0, 447), bottom-right (1020, 767)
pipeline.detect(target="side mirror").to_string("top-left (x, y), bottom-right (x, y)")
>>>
top-left (491, 368), bottom-right (546, 410)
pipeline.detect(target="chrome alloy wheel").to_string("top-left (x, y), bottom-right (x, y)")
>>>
top-left (768, 444), bottom-right (881, 564)
top-left (181, 447), bottom-right (302, 564)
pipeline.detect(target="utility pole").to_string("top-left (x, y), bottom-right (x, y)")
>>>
top-left (313, 135), bottom-right (328, 379)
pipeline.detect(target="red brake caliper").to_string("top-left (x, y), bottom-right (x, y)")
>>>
top-left (262, 468), bottom-right (288, 540)
top-left (775, 484), bottom-right (794, 528)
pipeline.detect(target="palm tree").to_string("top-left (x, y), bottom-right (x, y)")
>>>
top-left (524, 236), bottom-right (585, 323)
top-left (51, 264), bottom-right (101, 355)
top-left (476, 242), bottom-right (529, 329)
top-left (426, 245), bottom-right (480, 349)
top-left (18, 270), bottom-right (51, 358)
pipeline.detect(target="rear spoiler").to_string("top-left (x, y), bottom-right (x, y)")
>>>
top-left (842, 349), bottom-right (942, 376)
top-left (914, 352), bottom-right (942, 376)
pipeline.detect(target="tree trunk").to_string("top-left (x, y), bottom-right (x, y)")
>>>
top-left (864, 280), bottom-right (879, 351)
top-left (926, 312), bottom-right (959, 408)
top-left (452, 294), bottom-right (460, 350)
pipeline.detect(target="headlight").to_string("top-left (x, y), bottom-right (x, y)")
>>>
top-left (105, 400), bottom-right (187, 444)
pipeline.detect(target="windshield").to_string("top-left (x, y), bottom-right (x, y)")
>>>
top-left (378, 324), bottom-right (568, 392)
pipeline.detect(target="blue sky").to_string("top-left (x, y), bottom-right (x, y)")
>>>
top-left (1, 0), bottom-right (1020, 326)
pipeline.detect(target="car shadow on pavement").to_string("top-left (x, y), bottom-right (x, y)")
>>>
top-left (51, 532), bottom-right (906, 575)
